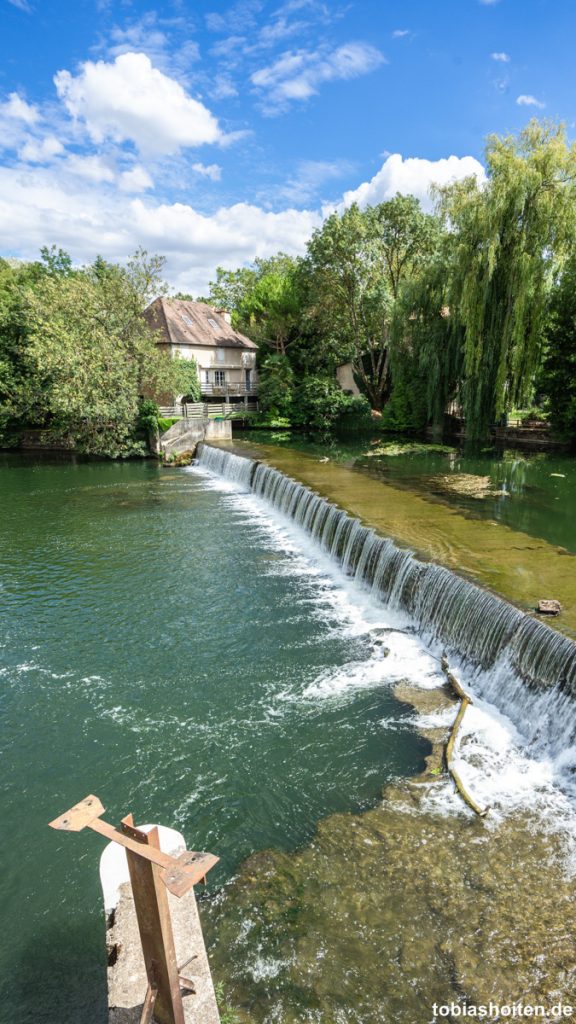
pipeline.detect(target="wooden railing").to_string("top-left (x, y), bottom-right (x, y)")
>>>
top-left (200, 382), bottom-right (258, 397)
top-left (158, 401), bottom-right (258, 419)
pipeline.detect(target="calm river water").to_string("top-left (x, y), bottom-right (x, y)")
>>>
top-left (1, 446), bottom-right (575, 1024)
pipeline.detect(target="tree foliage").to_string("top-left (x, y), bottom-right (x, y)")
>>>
top-left (302, 197), bottom-right (441, 409)
top-left (436, 120), bottom-right (576, 438)
top-left (0, 250), bottom-right (196, 456)
top-left (541, 254), bottom-right (576, 440)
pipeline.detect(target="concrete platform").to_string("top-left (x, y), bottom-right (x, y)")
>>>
top-left (100, 825), bottom-right (220, 1024)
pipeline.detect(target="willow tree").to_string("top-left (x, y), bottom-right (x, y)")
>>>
top-left (438, 120), bottom-right (576, 440)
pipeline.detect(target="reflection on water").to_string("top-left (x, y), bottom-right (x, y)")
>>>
top-left (236, 441), bottom-right (576, 636)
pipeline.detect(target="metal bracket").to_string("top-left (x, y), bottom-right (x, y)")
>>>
top-left (49, 795), bottom-right (219, 1024)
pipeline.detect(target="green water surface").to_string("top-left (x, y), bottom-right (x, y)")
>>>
top-left (0, 454), bottom-right (427, 1024)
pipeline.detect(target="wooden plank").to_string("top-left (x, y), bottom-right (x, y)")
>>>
top-left (123, 821), bottom-right (185, 1024)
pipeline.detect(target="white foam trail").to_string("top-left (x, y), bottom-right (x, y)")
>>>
top-left (188, 454), bottom-right (576, 855)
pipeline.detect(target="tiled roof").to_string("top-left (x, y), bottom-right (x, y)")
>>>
top-left (144, 297), bottom-right (257, 350)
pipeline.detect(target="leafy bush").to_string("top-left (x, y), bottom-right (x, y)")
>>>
top-left (137, 399), bottom-right (159, 434)
top-left (292, 376), bottom-right (364, 440)
top-left (157, 416), bottom-right (180, 433)
top-left (334, 394), bottom-right (373, 436)
top-left (250, 414), bottom-right (292, 429)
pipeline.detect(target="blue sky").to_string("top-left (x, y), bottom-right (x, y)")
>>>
top-left (0, 0), bottom-right (573, 293)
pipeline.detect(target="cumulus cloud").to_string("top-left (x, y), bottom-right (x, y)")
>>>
top-left (516, 94), bottom-right (545, 108)
top-left (119, 166), bottom-right (154, 193)
top-left (0, 151), bottom-right (486, 294)
top-left (105, 13), bottom-right (201, 81)
top-left (54, 53), bottom-right (224, 155)
top-left (334, 153), bottom-right (486, 213)
top-left (1, 92), bottom-right (40, 125)
top-left (0, 164), bottom-right (318, 294)
top-left (19, 136), bottom-right (64, 163)
top-left (64, 154), bottom-right (116, 183)
top-left (491, 52), bottom-right (510, 62)
top-left (251, 42), bottom-right (385, 113)
top-left (392, 29), bottom-right (410, 38)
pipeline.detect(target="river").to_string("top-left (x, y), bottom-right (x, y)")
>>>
top-left (1, 444), bottom-right (575, 1023)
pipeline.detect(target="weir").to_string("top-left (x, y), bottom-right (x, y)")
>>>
top-left (196, 442), bottom-right (576, 756)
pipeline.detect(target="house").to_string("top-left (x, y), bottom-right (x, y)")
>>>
top-left (336, 362), bottom-right (362, 397)
top-left (144, 297), bottom-right (258, 405)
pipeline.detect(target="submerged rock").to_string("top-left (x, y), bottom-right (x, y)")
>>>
top-left (537, 599), bottom-right (563, 615)
top-left (203, 684), bottom-right (576, 1023)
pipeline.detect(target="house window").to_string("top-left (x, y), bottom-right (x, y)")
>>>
top-left (204, 370), bottom-right (210, 383)
top-left (245, 369), bottom-right (252, 389)
top-left (207, 318), bottom-right (219, 330)
top-left (214, 370), bottom-right (226, 385)
top-left (181, 314), bottom-right (193, 326)
top-left (216, 349), bottom-right (225, 362)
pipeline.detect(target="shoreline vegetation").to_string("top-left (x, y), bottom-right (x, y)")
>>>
top-left (2, 121), bottom-right (576, 458)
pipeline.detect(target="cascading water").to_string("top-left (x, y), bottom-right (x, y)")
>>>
top-left (195, 443), bottom-right (576, 759)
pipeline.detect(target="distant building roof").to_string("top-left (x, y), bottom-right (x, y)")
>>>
top-left (144, 297), bottom-right (257, 351)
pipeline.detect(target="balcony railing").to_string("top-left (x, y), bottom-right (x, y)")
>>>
top-left (200, 382), bottom-right (259, 397)
top-left (159, 401), bottom-right (258, 420)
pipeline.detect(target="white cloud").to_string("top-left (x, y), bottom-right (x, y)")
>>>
top-left (105, 13), bottom-right (200, 80)
top-left (7, 0), bottom-right (33, 11)
top-left (19, 136), bottom-right (64, 163)
top-left (334, 153), bottom-right (486, 213)
top-left (54, 52), bottom-right (224, 155)
top-left (392, 29), bottom-right (410, 38)
top-left (258, 15), bottom-right (309, 46)
top-left (0, 151), bottom-right (486, 294)
top-left (65, 154), bottom-right (116, 183)
top-left (516, 94), bottom-right (545, 108)
top-left (1, 92), bottom-right (40, 125)
top-left (211, 74), bottom-right (239, 99)
top-left (119, 165), bottom-right (154, 192)
top-left (251, 42), bottom-right (385, 113)
top-left (491, 52), bottom-right (510, 62)
top-left (192, 162), bottom-right (222, 181)
top-left (206, 1), bottom-right (263, 34)
top-left (0, 164), bottom-right (318, 294)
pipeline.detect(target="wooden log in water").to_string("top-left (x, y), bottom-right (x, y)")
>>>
top-left (442, 660), bottom-right (489, 818)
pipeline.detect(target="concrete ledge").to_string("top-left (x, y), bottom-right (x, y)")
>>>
top-left (160, 418), bottom-right (232, 456)
top-left (100, 826), bottom-right (220, 1024)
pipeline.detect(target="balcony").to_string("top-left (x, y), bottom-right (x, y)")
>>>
top-left (200, 381), bottom-right (259, 398)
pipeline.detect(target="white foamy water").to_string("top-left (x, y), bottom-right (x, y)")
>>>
top-left (189, 453), bottom-right (576, 857)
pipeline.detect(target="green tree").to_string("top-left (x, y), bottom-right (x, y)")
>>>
top-left (0, 249), bottom-right (195, 456)
top-left (437, 120), bottom-right (576, 439)
top-left (303, 197), bottom-right (440, 409)
top-left (292, 377), bottom-right (365, 440)
top-left (258, 354), bottom-right (294, 418)
top-left (540, 256), bottom-right (576, 442)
